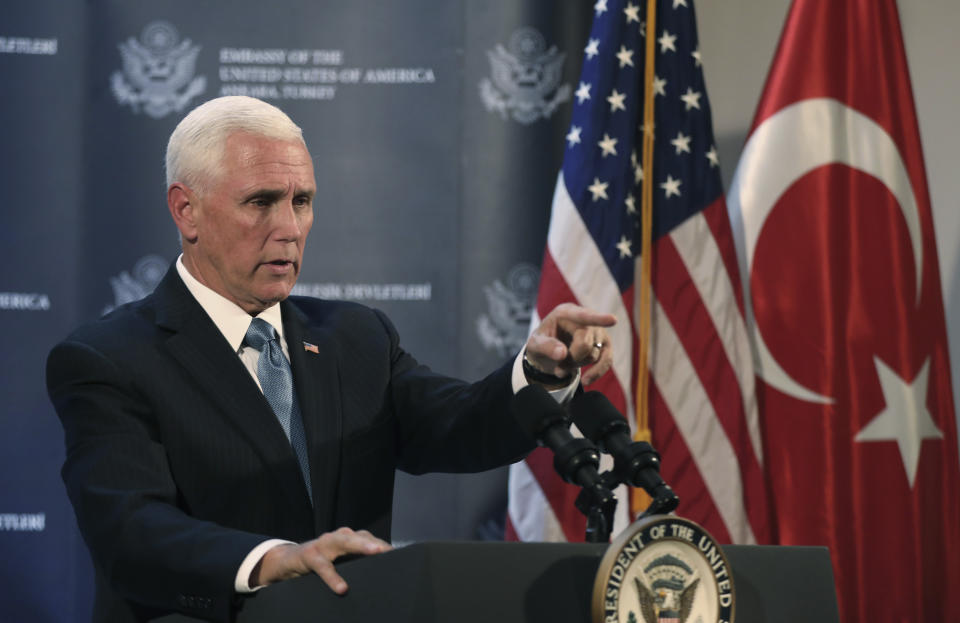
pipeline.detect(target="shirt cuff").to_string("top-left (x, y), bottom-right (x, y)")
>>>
top-left (511, 349), bottom-right (580, 403)
top-left (235, 539), bottom-right (296, 593)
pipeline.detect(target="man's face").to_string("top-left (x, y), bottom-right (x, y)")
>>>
top-left (180, 132), bottom-right (315, 314)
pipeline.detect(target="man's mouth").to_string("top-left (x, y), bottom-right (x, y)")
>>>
top-left (263, 259), bottom-right (296, 273)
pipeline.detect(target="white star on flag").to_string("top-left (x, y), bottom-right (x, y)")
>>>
top-left (631, 151), bottom-right (644, 183)
top-left (680, 87), bottom-right (702, 110)
top-left (673, 0), bottom-right (688, 8)
top-left (653, 75), bottom-right (667, 96)
top-left (691, 47), bottom-right (702, 67)
top-left (616, 45), bottom-right (634, 68)
top-left (594, 0), bottom-right (608, 15)
top-left (705, 145), bottom-right (719, 167)
top-left (575, 82), bottom-right (592, 104)
top-left (623, 3), bottom-right (641, 23)
top-left (607, 89), bottom-right (627, 112)
top-left (598, 133), bottom-right (618, 157)
top-left (624, 194), bottom-right (637, 214)
top-left (671, 132), bottom-right (691, 154)
top-left (660, 174), bottom-right (682, 198)
top-left (855, 357), bottom-right (944, 488)
top-left (588, 177), bottom-right (609, 201)
top-left (616, 235), bottom-right (633, 258)
top-left (585, 39), bottom-right (600, 60)
top-left (566, 126), bottom-right (582, 147)
top-left (658, 30), bottom-right (677, 53)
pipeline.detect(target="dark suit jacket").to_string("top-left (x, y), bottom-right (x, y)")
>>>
top-left (46, 266), bottom-right (535, 623)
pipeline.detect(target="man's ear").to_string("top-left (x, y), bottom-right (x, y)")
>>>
top-left (168, 183), bottom-right (199, 243)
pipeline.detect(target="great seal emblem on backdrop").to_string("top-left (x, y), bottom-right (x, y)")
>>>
top-left (111, 21), bottom-right (206, 119)
top-left (593, 516), bottom-right (735, 623)
top-left (479, 26), bottom-right (571, 125)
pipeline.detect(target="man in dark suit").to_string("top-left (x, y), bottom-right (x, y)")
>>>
top-left (47, 96), bottom-right (615, 622)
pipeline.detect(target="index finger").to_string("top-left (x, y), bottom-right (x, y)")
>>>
top-left (550, 306), bottom-right (617, 329)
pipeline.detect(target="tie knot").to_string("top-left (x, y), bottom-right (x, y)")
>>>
top-left (244, 318), bottom-right (277, 351)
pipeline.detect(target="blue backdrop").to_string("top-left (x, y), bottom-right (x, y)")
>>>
top-left (0, 1), bottom-right (591, 620)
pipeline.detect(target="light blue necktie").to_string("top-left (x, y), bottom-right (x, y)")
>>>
top-left (244, 318), bottom-right (312, 504)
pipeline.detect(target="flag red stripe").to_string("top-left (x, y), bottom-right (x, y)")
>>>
top-left (648, 381), bottom-right (733, 543)
top-left (651, 231), bottom-right (770, 540)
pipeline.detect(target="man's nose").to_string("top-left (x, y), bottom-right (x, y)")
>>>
top-left (273, 200), bottom-right (304, 240)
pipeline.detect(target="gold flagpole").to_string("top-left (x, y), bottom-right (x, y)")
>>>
top-left (631, 0), bottom-right (658, 517)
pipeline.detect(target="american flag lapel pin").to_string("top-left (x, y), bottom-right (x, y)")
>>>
top-left (302, 342), bottom-right (319, 354)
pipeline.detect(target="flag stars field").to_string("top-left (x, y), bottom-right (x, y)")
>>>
top-left (660, 174), bottom-right (682, 198)
top-left (616, 235), bottom-right (633, 258)
top-left (607, 89), bottom-right (627, 112)
top-left (658, 30), bottom-right (677, 53)
top-left (566, 126), bottom-right (582, 147)
top-left (624, 3), bottom-right (641, 23)
top-left (598, 133), bottom-right (619, 157)
top-left (653, 75), bottom-right (667, 96)
top-left (706, 145), bottom-right (719, 167)
top-left (576, 82), bottom-right (592, 104)
top-left (616, 45), bottom-right (635, 68)
top-left (691, 47), bottom-right (702, 66)
top-left (680, 87), bottom-right (702, 110)
top-left (631, 151), bottom-right (644, 183)
top-left (588, 177), bottom-right (609, 201)
top-left (671, 132), bottom-right (691, 154)
top-left (585, 39), bottom-right (600, 60)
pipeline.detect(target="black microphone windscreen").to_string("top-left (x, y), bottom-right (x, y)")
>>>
top-left (511, 384), bottom-right (569, 439)
top-left (569, 391), bottom-right (630, 441)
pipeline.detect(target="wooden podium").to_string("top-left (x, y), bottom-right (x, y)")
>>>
top-left (155, 541), bottom-right (840, 623)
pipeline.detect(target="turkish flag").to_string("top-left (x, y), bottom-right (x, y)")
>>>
top-left (726, 1), bottom-right (960, 622)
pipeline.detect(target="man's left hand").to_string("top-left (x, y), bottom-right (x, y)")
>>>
top-left (524, 303), bottom-right (616, 387)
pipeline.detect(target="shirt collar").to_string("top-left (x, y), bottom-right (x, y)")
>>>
top-left (176, 255), bottom-right (285, 352)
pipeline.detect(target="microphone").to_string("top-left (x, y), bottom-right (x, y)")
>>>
top-left (511, 385), bottom-right (610, 497)
top-left (569, 391), bottom-right (679, 513)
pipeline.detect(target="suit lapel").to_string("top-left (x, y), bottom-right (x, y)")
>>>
top-left (283, 300), bottom-right (343, 534)
top-left (153, 267), bottom-right (314, 516)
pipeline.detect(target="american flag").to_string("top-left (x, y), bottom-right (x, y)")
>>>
top-left (507, 0), bottom-right (770, 544)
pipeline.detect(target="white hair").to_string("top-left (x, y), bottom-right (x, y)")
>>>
top-left (165, 95), bottom-right (305, 193)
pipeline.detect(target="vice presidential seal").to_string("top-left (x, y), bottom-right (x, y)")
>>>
top-left (479, 27), bottom-right (571, 124)
top-left (593, 516), bottom-right (735, 623)
top-left (111, 21), bottom-right (206, 118)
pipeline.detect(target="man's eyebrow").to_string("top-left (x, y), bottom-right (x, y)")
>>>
top-left (241, 188), bottom-right (286, 203)
top-left (240, 186), bottom-right (316, 203)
